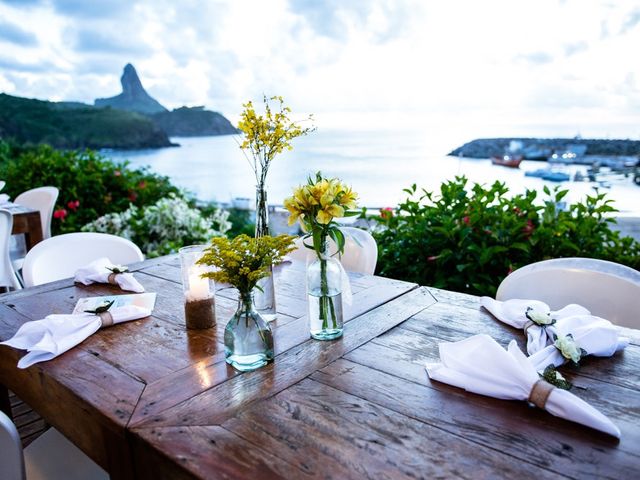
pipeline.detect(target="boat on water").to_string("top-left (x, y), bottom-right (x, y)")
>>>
top-left (491, 155), bottom-right (523, 168)
top-left (524, 169), bottom-right (570, 182)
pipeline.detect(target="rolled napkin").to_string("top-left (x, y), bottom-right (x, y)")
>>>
top-left (425, 334), bottom-right (621, 438)
top-left (75, 257), bottom-right (144, 293)
top-left (0, 305), bottom-right (151, 369)
top-left (480, 297), bottom-right (590, 354)
top-left (528, 315), bottom-right (629, 371)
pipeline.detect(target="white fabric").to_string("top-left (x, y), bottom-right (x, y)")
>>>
top-left (528, 315), bottom-right (629, 371)
top-left (481, 297), bottom-right (590, 354)
top-left (481, 298), bottom-right (629, 367)
top-left (0, 305), bottom-right (150, 369)
top-left (74, 257), bottom-right (144, 293)
top-left (425, 334), bottom-right (621, 438)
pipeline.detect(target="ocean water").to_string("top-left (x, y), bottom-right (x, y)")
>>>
top-left (104, 129), bottom-right (640, 215)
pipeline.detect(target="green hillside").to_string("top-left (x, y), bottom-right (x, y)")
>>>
top-left (0, 93), bottom-right (173, 149)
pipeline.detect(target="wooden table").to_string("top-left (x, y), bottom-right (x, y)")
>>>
top-left (4, 203), bottom-right (44, 251)
top-left (0, 255), bottom-right (639, 479)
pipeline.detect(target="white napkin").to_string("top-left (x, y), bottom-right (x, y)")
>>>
top-left (528, 315), bottom-right (629, 371)
top-left (0, 305), bottom-right (151, 369)
top-left (74, 257), bottom-right (144, 293)
top-left (480, 297), bottom-right (590, 354)
top-left (481, 298), bottom-right (629, 366)
top-left (426, 334), bottom-right (621, 438)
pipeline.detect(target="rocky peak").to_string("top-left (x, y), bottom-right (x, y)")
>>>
top-left (95, 63), bottom-right (167, 114)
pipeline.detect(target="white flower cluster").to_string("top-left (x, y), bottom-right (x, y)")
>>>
top-left (83, 194), bottom-right (231, 257)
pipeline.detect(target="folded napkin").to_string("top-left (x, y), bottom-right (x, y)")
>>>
top-left (481, 298), bottom-right (629, 368)
top-left (481, 297), bottom-right (590, 354)
top-left (0, 305), bottom-right (151, 369)
top-left (528, 315), bottom-right (629, 371)
top-left (426, 334), bottom-right (621, 438)
top-left (75, 257), bottom-right (144, 293)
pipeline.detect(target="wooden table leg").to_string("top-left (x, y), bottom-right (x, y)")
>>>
top-left (24, 212), bottom-right (44, 251)
top-left (1, 384), bottom-right (12, 419)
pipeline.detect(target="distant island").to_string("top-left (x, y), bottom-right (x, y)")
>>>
top-left (450, 138), bottom-right (640, 159)
top-left (0, 63), bottom-right (238, 149)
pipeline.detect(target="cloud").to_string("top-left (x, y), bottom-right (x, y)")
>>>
top-left (0, 56), bottom-right (57, 73)
top-left (564, 42), bottom-right (588, 56)
top-left (0, 18), bottom-right (38, 46)
top-left (514, 52), bottom-right (554, 65)
top-left (70, 27), bottom-right (152, 55)
top-left (620, 8), bottom-right (640, 34)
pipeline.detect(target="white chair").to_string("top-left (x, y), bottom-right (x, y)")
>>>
top-left (0, 410), bottom-right (108, 480)
top-left (288, 227), bottom-right (378, 275)
top-left (496, 257), bottom-right (640, 329)
top-left (14, 187), bottom-right (59, 240)
top-left (22, 232), bottom-right (144, 287)
top-left (1, 210), bottom-right (22, 291)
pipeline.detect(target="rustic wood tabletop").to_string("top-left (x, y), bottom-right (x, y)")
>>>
top-left (1, 255), bottom-right (638, 479)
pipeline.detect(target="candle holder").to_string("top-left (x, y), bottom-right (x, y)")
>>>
top-left (179, 245), bottom-right (216, 329)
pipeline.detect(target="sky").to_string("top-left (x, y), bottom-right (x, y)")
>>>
top-left (1, 0), bottom-right (640, 140)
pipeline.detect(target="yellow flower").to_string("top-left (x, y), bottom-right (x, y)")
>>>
top-left (284, 197), bottom-right (303, 226)
top-left (316, 203), bottom-right (344, 224)
top-left (339, 185), bottom-right (358, 209)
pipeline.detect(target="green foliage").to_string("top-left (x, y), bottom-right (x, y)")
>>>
top-left (0, 141), bottom-right (179, 235)
top-left (82, 194), bottom-right (231, 258)
top-left (224, 208), bottom-right (256, 238)
top-left (373, 176), bottom-right (640, 296)
top-left (0, 93), bottom-right (171, 149)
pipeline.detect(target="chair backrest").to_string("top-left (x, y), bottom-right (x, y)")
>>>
top-left (288, 226), bottom-right (378, 275)
top-left (0, 410), bottom-right (26, 480)
top-left (496, 257), bottom-right (640, 329)
top-left (15, 187), bottom-right (59, 239)
top-left (0, 209), bottom-right (22, 290)
top-left (22, 232), bottom-right (144, 287)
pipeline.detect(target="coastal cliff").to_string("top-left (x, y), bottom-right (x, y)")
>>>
top-left (0, 93), bottom-right (172, 149)
top-left (450, 138), bottom-right (640, 158)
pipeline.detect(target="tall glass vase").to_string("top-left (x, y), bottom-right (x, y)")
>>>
top-left (225, 292), bottom-right (274, 372)
top-left (307, 236), bottom-right (344, 340)
top-left (253, 186), bottom-right (277, 321)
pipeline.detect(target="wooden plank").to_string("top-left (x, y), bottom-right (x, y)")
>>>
top-left (132, 287), bottom-right (432, 428)
top-left (223, 377), bottom-right (563, 480)
top-left (311, 358), bottom-right (639, 479)
top-left (129, 278), bottom-right (419, 426)
top-left (132, 425), bottom-right (309, 480)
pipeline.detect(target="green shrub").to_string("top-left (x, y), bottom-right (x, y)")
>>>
top-left (0, 141), bottom-right (179, 234)
top-left (82, 194), bottom-right (231, 257)
top-left (373, 176), bottom-right (640, 296)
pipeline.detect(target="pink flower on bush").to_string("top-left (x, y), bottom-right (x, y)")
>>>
top-left (53, 208), bottom-right (67, 221)
top-left (128, 191), bottom-right (138, 202)
top-left (462, 216), bottom-right (470, 225)
top-left (380, 207), bottom-right (394, 220)
top-left (114, 170), bottom-right (122, 177)
top-left (138, 181), bottom-right (147, 189)
top-left (522, 219), bottom-right (535, 238)
top-left (67, 200), bottom-right (80, 211)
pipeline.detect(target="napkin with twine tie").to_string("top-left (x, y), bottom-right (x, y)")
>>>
top-left (74, 257), bottom-right (144, 293)
top-left (425, 334), bottom-right (621, 438)
top-left (0, 305), bottom-right (151, 369)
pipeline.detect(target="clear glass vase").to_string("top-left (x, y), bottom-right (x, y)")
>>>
top-left (307, 238), bottom-right (344, 340)
top-left (225, 292), bottom-right (274, 372)
top-left (253, 186), bottom-right (277, 321)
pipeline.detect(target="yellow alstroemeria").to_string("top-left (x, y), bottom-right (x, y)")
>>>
top-left (316, 203), bottom-right (344, 224)
top-left (338, 185), bottom-right (358, 209)
top-left (283, 197), bottom-right (302, 226)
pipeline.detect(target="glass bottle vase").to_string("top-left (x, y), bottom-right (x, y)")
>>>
top-left (307, 238), bottom-right (344, 340)
top-left (253, 186), bottom-right (277, 321)
top-left (224, 292), bottom-right (274, 372)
